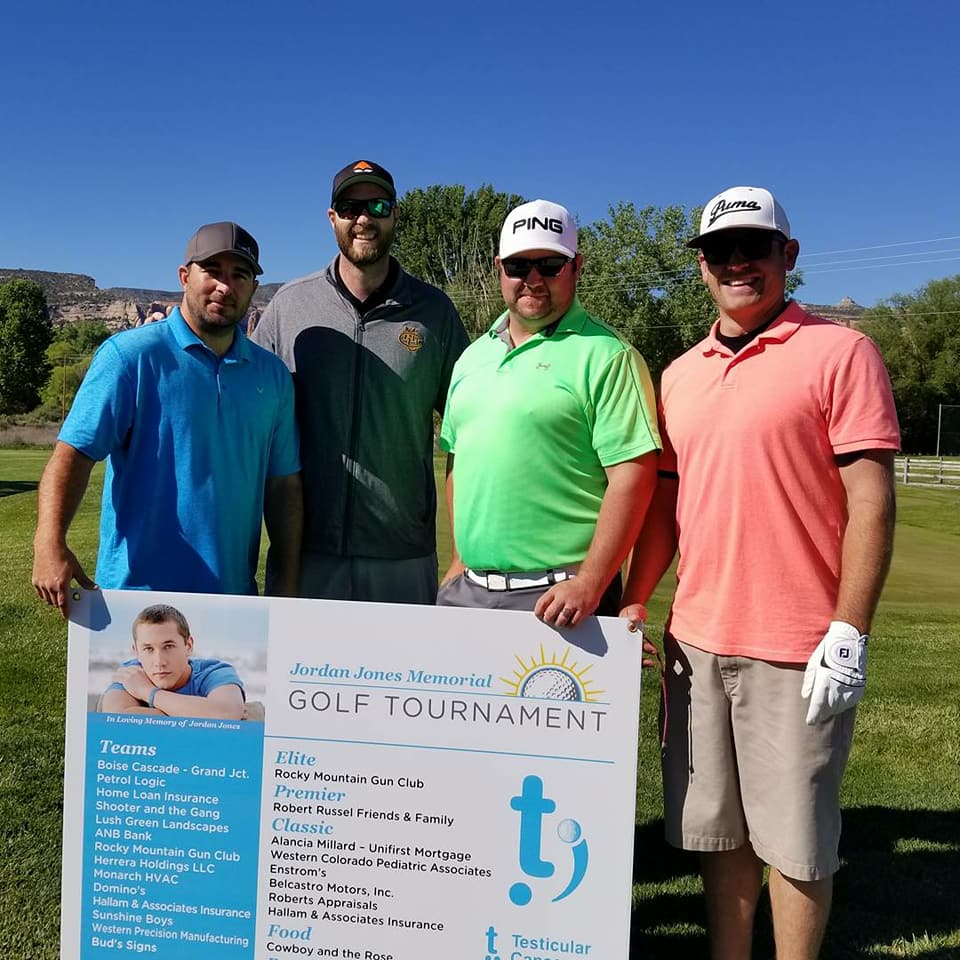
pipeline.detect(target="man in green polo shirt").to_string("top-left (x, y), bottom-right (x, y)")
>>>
top-left (437, 199), bottom-right (660, 627)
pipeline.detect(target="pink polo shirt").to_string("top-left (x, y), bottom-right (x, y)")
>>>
top-left (660, 302), bottom-right (900, 662)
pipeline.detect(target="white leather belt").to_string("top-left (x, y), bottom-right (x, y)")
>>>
top-left (465, 568), bottom-right (576, 591)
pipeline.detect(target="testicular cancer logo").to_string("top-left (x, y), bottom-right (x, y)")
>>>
top-left (500, 647), bottom-right (599, 906)
top-left (501, 645), bottom-right (603, 702)
top-left (509, 775), bottom-right (588, 905)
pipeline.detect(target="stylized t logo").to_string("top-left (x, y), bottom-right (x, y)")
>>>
top-left (510, 775), bottom-right (556, 878)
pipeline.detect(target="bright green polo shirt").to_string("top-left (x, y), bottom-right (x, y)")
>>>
top-left (439, 298), bottom-right (660, 571)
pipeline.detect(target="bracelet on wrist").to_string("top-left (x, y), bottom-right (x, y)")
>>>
top-left (147, 687), bottom-right (159, 709)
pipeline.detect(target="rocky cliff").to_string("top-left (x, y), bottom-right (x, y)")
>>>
top-left (0, 268), bottom-right (282, 333)
top-left (2, 267), bottom-right (867, 334)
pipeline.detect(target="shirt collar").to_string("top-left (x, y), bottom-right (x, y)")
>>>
top-left (325, 256), bottom-right (408, 307)
top-left (168, 306), bottom-right (251, 362)
top-left (701, 299), bottom-right (803, 357)
top-left (487, 296), bottom-right (590, 345)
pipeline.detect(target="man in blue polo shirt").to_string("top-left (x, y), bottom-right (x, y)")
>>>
top-left (32, 222), bottom-right (302, 613)
top-left (101, 603), bottom-right (245, 720)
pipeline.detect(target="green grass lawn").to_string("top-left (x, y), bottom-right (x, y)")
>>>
top-left (1, 449), bottom-right (958, 958)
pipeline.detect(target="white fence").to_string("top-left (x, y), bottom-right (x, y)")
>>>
top-left (895, 457), bottom-right (960, 488)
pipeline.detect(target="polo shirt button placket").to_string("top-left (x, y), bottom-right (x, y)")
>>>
top-left (215, 360), bottom-right (225, 408)
top-left (721, 355), bottom-right (738, 390)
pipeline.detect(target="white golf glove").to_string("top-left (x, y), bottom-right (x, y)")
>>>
top-left (801, 621), bottom-right (868, 725)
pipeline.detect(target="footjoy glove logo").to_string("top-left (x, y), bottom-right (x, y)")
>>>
top-left (508, 775), bottom-right (588, 905)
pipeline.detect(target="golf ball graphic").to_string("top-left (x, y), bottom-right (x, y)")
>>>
top-left (520, 667), bottom-right (581, 700)
top-left (557, 819), bottom-right (581, 843)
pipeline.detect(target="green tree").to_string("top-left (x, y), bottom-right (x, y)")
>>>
top-left (50, 319), bottom-right (111, 357)
top-left (393, 184), bottom-right (525, 338)
top-left (39, 356), bottom-right (93, 420)
top-left (578, 203), bottom-right (710, 379)
top-left (0, 280), bottom-right (53, 413)
top-left (392, 189), bottom-right (804, 380)
top-left (578, 202), bottom-right (804, 380)
top-left (859, 275), bottom-right (960, 454)
top-left (39, 321), bottom-right (112, 420)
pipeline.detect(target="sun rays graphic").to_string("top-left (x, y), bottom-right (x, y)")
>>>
top-left (501, 645), bottom-right (603, 702)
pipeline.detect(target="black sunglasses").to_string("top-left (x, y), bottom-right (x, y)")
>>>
top-left (501, 255), bottom-right (573, 279)
top-left (700, 231), bottom-right (783, 266)
top-left (334, 197), bottom-right (395, 219)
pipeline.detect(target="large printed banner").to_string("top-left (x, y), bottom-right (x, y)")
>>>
top-left (62, 589), bottom-right (642, 959)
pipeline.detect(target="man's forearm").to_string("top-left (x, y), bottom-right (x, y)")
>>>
top-left (621, 476), bottom-right (679, 607)
top-left (264, 473), bottom-right (303, 597)
top-left (150, 688), bottom-right (245, 720)
top-left (33, 442), bottom-right (99, 612)
top-left (577, 454), bottom-right (658, 594)
top-left (34, 442), bottom-right (96, 548)
top-left (101, 689), bottom-right (147, 714)
top-left (442, 455), bottom-right (465, 582)
top-left (835, 452), bottom-right (896, 633)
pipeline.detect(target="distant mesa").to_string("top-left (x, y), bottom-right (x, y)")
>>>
top-left (0, 268), bottom-right (281, 335)
top-left (1, 266), bottom-right (867, 334)
top-left (798, 296), bottom-right (864, 327)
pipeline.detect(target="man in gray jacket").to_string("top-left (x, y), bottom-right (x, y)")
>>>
top-left (252, 160), bottom-right (469, 604)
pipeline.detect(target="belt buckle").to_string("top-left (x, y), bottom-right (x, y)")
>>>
top-left (487, 573), bottom-right (508, 591)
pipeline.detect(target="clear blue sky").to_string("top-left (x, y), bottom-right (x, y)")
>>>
top-left (2, 0), bottom-right (958, 308)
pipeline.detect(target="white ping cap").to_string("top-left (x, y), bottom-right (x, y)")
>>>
top-left (499, 199), bottom-right (578, 259)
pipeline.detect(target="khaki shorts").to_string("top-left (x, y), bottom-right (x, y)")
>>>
top-left (661, 635), bottom-right (856, 881)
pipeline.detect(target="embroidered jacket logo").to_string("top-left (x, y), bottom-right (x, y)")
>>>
top-left (398, 326), bottom-right (424, 352)
top-left (708, 198), bottom-right (763, 227)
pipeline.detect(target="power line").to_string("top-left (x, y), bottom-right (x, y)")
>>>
top-left (448, 251), bottom-right (960, 304)
top-left (799, 235), bottom-right (960, 258)
top-left (802, 255), bottom-right (960, 277)
top-left (801, 248), bottom-right (960, 267)
top-left (573, 249), bottom-right (960, 295)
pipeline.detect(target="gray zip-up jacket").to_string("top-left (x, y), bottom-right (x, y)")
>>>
top-left (252, 258), bottom-right (468, 560)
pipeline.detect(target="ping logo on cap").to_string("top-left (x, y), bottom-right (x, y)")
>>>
top-left (512, 216), bottom-right (564, 236)
top-left (708, 198), bottom-right (763, 227)
top-left (353, 161), bottom-right (374, 172)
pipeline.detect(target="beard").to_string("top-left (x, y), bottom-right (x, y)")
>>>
top-left (334, 218), bottom-right (394, 267)
top-left (182, 289), bottom-right (252, 335)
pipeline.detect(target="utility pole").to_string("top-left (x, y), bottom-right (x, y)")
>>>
top-left (936, 404), bottom-right (960, 457)
top-left (61, 353), bottom-right (68, 423)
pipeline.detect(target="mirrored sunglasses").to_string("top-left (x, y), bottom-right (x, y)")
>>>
top-left (334, 198), bottom-right (395, 219)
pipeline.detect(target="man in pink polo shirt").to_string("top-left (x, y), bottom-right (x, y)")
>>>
top-left (622, 186), bottom-right (899, 959)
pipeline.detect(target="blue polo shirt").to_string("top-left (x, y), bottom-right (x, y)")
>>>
top-left (106, 657), bottom-right (244, 700)
top-left (60, 308), bottom-right (300, 595)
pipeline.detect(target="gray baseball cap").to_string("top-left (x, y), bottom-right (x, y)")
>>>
top-left (184, 221), bottom-right (263, 275)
